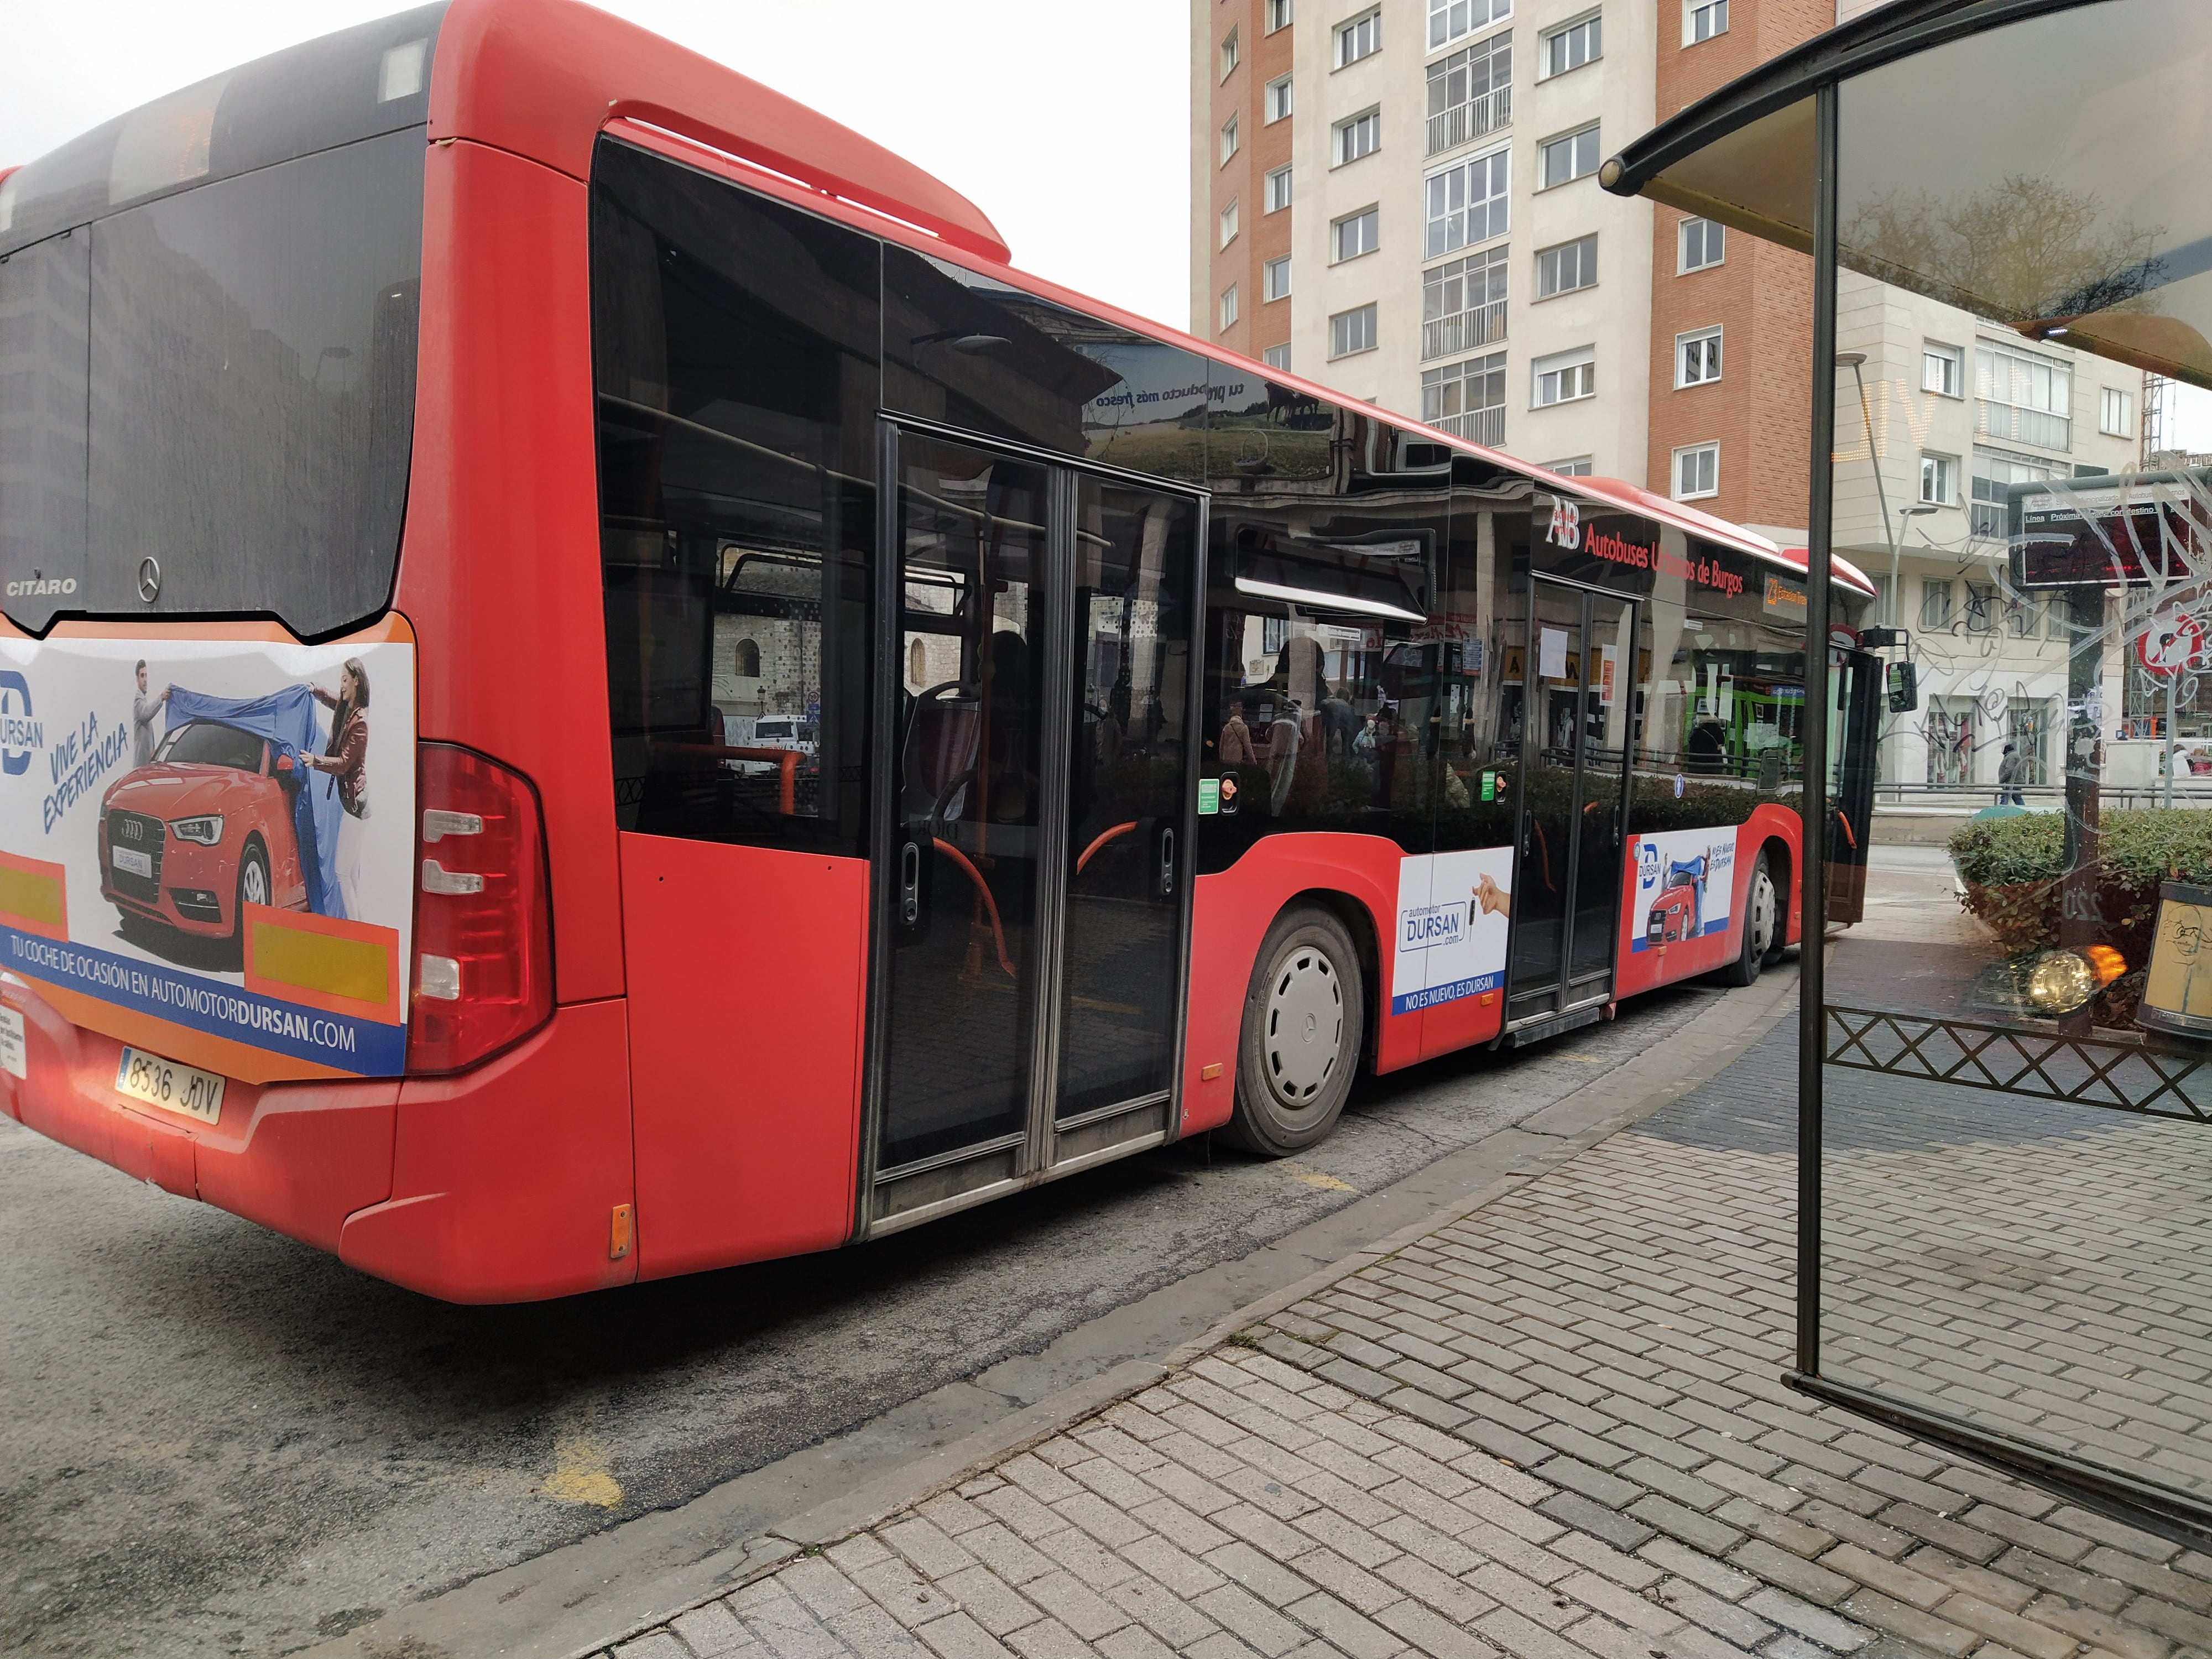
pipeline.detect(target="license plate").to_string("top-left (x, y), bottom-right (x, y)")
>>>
top-left (113, 847), bottom-right (152, 878)
top-left (116, 1046), bottom-right (226, 1125)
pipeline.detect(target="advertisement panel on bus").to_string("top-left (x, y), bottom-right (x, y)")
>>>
top-left (0, 635), bottom-right (415, 1078)
top-left (1390, 848), bottom-right (1516, 1015)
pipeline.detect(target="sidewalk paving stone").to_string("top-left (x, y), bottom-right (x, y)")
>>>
top-left (596, 1026), bottom-right (2210, 1659)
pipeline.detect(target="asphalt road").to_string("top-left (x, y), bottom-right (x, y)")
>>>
top-left (1, 977), bottom-right (1730, 1659)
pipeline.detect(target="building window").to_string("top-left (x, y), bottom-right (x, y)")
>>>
top-left (2101, 385), bottom-right (2135, 438)
top-left (1266, 0), bottom-right (1293, 33)
top-left (1220, 112), bottom-right (1240, 164)
top-left (1265, 256), bottom-right (1293, 301)
top-left (1266, 74), bottom-right (1293, 122)
top-left (1332, 207), bottom-right (1380, 263)
top-left (1976, 341), bottom-right (2072, 451)
top-left (1541, 12), bottom-right (1601, 78)
top-left (1678, 217), bottom-right (1724, 272)
top-left (734, 638), bottom-right (762, 677)
top-left (1923, 341), bottom-right (1963, 398)
top-left (1421, 349), bottom-right (1507, 444)
top-left (1921, 452), bottom-right (1958, 505)
top-left (1538, 124), bottom-right (1601, 190)
top-left (1970, 445), bottom-right (2056, 539)
top-left (1332, 108), bottom-right (1382, 166)
top-left (1674, 442), bottom-right (1719, 499)
top-left (1262, 342), bottom-right (1292, 371)
top-left (1545, 456), bottom-right (1594, 477)
top-left (1265, 165), bottom-right (1293, 212)
top-left (1536, 233), bottom-right (1597, 298)
top-left (1425, 30), bottom-right (1512, 156)
top-left (1219, 200), bottom-right (1239, 248)
top-left (1676, 326), bottom-right (1722, 388)
top-left (1685, 0), bottom-right (1728, 44)
top-left (1336, 8), bottom-right (1381, 67)
top-left (1429, 0), bottom-right (1511, 51)
top-left (1220, 284), bottom-right (1240, 332)
top-left (1422, 245), bottom-right (1508, 359)
top-left (1533, 345), bottom-right (1595, 407)
top-left (1424, 146), bottom-right (1509, 257)
top-left (1220, 27), bottom-right (1240, 80)
top-left (1921, 577), bottom-right (1953, 630)
top-left (1329, 302), bottom-right (1379, 359)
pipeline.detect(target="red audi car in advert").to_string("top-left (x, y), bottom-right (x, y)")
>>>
top-left (99, 720), bottom-right (310, 950)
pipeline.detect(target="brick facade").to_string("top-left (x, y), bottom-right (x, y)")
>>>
top-left (1645, 1), bottom-right (1831, 534)
top-left (1206, 1), bottom-right (1293, 363)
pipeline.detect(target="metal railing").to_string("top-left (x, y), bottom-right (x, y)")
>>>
top-left (1827, 1006), bottom-right (2212, 1123)
top-left (1421, 299), bottom-right (1507, 360)
top-left (1430, 406), bottom-right (1505, 445)
top-left (1426, 86), bottom-right (1510, 156)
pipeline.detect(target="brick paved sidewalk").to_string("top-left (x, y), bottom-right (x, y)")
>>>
top-left (600, 1035), bottom-right (2212, 1659)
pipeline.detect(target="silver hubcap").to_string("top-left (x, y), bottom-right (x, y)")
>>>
top-left (1747, 866), bottom-right (1776, 959)
top-left (243, 861), bottom-right (268, 907)
top-left (1264, 945), bottom-right (1342, 1109)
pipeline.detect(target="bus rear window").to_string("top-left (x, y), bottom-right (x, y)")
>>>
top-left (0, 8), bottom-right (436, 637)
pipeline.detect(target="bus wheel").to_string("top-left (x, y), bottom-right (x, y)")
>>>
top-left (1225, 905), bottom-right (1364, 1157)
top-left (1720, 851), bottom-right (1776, 988)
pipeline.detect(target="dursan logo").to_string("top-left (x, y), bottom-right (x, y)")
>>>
top-left (5, 577), bottom-right (76, 597)
top-left (1637, 840), bottom-right (1661, 891)
top-left (1547, 500), bottom-right (1581, 550)
top-left (1400, 904), bottom-right (1465, 951)
top-left (0, 671), bottom-right (38, 777)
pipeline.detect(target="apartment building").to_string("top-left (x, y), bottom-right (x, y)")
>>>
top-left (1190, 0), bottom-right (1827, 537)
top-left (1193, 0), bottom-right (2153, 789)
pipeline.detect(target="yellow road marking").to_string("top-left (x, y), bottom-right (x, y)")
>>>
top-left (542, 1430), bottom-right (622, 1508)
top-left (1282, 1161), bottom-right (1355, 1192)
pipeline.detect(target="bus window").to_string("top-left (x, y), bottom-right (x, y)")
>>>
top-left (883, 247), bottom-right (1211, 479)
top-left (591, 139), bottom-right (878, 855)
top-left (1198, 401), bottom-right (1452, 862)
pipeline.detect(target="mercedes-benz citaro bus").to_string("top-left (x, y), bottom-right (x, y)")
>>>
top-left (0, 1), bottom-right (1881, 1302)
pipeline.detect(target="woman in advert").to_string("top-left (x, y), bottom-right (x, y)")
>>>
top-left (305, 659), bottom-right (371, 920)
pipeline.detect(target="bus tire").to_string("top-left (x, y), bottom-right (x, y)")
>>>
top-left (1224, 904), bottom-right (1364, 1157)
top-left (1719, 851), bottom-right (1776, 988)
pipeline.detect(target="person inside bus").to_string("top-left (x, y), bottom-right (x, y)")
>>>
top-left (304, 658), bottom-right (371, 920)
top-left (1218, 699), bottom-right (1259, 767)
top-left (983, 628), bottom-right (1035, 823)
top-left (1688, 714), bottom-right (1729, 773)
top-left (1266, 697), bottom-right (1301, 814)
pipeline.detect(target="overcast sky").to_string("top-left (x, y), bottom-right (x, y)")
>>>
top-left (1, 0), bottom-right (1194, 330)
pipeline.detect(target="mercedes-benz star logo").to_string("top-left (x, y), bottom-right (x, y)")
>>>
top-left (137, 556), bottom-right (161, 603)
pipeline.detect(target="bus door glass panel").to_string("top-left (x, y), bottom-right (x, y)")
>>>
top-left (1506, 577), bottom-right (1589, 1020)
top-left (1568, 594), bottom-right (1636, 997)
top-left (1057, 482), bottom-right (1198, 1121)
top-left (882, 439), bottom-right (1052, 1171)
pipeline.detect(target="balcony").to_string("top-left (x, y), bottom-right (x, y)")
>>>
top-left (1421, 298), bottom-right (1507, 361)
top-left (1429, 406), bottom-right (1505, 446)
top-left (1426, 85), bottom-right (1510, 156)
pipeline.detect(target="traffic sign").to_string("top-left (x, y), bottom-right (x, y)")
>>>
top-left (2137, 611), bottom-right (2206, 676)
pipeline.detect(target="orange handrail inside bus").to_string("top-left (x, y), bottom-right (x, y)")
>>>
top-left (1074, 821), bottom-right (1140, 875)
top-left (1833, 808), bottom-right (1858, 850)
top-left (932, 837), bottom-right (1017, 979)
top-left (651, 743), bottom-right (799, 815)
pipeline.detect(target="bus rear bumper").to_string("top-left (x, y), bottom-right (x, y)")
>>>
top-left (0, 982), bottom-right (637, 1304)
top-left (0, 975), bottom-right (399, 1253)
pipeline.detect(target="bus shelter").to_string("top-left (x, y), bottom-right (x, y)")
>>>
top-left (1604, 0), bottom-right (2212, 1550)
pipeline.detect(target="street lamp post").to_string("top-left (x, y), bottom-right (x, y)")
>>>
top-left (1834, 353), bottom-right (1899, 627)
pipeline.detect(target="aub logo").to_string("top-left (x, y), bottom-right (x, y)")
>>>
top-left (1547, 500), bottom-right (1581, 550)
top-left (6, 577), bottom-right (76, 597)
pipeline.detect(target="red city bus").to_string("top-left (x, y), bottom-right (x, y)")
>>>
top-left (0, 1), bottom-right (1880, 1301)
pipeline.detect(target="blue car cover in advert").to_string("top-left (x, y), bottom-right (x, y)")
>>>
top-left (1391, 847), bottom-right (1515, 1016)
top-left (0, 635), bottom-right (416, 1076)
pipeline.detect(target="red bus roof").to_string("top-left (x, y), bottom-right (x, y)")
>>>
top-left (437, 0), bottom-right (1874, 601)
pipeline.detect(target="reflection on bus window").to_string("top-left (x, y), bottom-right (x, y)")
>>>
top-left (590, 139), bottom-right (878, 856)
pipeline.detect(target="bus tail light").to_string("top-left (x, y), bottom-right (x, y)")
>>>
top-left (406, 744), bottom-right (554, 1075)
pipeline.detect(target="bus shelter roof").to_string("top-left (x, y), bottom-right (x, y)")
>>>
top-left (1600, 0), bottom-right (2212, 391)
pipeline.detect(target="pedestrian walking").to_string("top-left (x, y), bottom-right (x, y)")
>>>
top-left (1997, 741), bottom-right (2025, 805)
